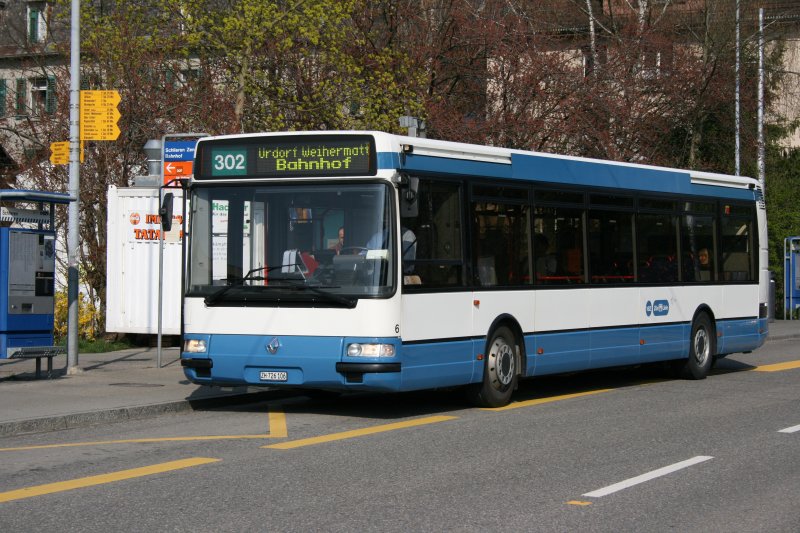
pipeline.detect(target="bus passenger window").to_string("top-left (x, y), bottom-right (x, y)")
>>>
top-left (681, 214), bottom-right (715, 282)
top-left (720, 211), bottom-right (753, 281)
top-left (402, 179), bottom-right (464, 288)
top-left (637, 213), bottom-right (678, 283)
top-left (588, 210), bottom-right (633, 284)
top-left (533, 207), bottom-right (584, 284)
top-left (472, 201), bottom-right (531, 287)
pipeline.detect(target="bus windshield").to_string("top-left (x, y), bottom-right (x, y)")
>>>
top-left (187, 182), bottom-right (395, 304)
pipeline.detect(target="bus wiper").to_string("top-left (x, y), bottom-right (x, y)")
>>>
top-left (204, 265), bottom-right (284, 306)
top-left (281, 279), bottom-right (357, 308)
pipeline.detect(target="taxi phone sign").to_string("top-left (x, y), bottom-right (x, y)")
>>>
top-left (161, 134), bottom-right (207, 184)
top-left (50, 141), bottom-right (84, 165)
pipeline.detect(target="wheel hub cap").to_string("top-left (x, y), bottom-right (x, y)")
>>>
top-left (490, 339), bottom-right (515, 387)
top-left (694, 328), bottom-right (709, 365)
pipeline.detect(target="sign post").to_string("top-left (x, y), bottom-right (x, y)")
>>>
top-left (66, 0), bottom-right (81, 374)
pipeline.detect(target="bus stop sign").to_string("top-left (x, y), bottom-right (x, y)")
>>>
top-left (162, 136), bottom-right (206, 184)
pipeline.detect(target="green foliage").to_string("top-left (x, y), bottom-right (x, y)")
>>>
top-left (54, 290), bottom-right (100, 342)
top-left (766, 149), bottom-right (800, 308)
top-left (170, 0), bottom-right (425, 132)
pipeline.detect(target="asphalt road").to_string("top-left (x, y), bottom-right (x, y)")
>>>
top-left (1, 339), bottom-right (799, 532)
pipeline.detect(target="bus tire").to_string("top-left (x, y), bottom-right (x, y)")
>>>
top-left (677, 313), bottom-right (715, 380)
top-left (467, 326), bottom-right (519, 407)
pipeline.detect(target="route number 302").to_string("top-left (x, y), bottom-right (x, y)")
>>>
top-left (211, 149), bottom-right (247, 176)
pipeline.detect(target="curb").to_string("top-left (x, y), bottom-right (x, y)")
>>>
top-left (0, 390), bottom-right (283, 438)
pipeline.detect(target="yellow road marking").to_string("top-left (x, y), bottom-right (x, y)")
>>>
top-left (264, 415), bottom-right (457, 450)
top-left (567, 500), bottom-right (593, 506)
top-left (267, 410), bottom-right (288, 438)
top-left (0, 457), bottom-right (219, 503)
top-left (0, 411), bottom-right (288, 452)
top-left (482, 389), bottom-right (613, 412)
top-left (752, 360), bottom-right (800, 372)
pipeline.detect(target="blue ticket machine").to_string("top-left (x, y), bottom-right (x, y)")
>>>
top-left (785, 236), bottom-right (800, 319)
top-left (0, 190), bottom-right (72, 368)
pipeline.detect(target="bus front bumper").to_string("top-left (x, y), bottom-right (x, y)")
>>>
top-left (180, 334), bottom-right (404, 392)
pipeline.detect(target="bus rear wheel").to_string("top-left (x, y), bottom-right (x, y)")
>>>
top-left (675, 313), bottom-right (715, 379)
top-left (467, 326), bottom-right (519, 407)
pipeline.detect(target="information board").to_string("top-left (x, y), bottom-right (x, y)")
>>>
top-left (195, 136), bottom-right (375, 179)
top-left (80, 90), bottom-right (121, 141)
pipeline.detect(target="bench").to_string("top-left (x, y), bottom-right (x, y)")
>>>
top-left (9, 346), bottom-right (66, 379)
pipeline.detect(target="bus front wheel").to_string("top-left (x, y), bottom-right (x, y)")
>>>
top-left (467, 326), bottom-right (519, 407)
top-left (675, 313), bottom-right (715, 379)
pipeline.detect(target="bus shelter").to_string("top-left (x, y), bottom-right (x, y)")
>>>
top-left (786, 236), bottom-right (800, 319)
top-left (0, 189), bottom-right (73, 377)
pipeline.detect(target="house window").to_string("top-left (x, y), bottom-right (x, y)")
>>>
top-left (15, 79), bottom-right (26, 115)
top-left (31, 77), bottom-right (48, 114)
top-left (14, 76), bottom-right (55, 116)
top-left (0, 79), bottom-right (6, 117)
top-left (27, 3), bottom-right (48, 44)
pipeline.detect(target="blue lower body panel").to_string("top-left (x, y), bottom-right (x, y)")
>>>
top-left (182, 334), bottom-right (475, 392)
top-left (183, 317), bottom-right (768, 391)
top-left (401, 339), bottom-right (476, 389)
top-left (717, 317), bottom-right (767, 354)
top-left (639, 323), bottom-right (689, 363)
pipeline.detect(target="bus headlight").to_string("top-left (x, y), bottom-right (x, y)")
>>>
top-left (347, 343), bottom-right (396, 357)
top-left (184, 339), bottom-right (207, 353)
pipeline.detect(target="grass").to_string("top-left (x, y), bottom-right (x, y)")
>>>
top-left (56, 337), bottom-right (136, 353)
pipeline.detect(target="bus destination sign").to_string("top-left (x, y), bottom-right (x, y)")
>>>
top-left (197, 136), bottom-right (375, 179)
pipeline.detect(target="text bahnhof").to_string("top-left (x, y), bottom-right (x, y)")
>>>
top-left (258, 142), bottom-right (371, 172)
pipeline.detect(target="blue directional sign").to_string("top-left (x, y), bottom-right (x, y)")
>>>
top-left (163, 140), bottom-right (198, 162)
top-left (162, 137), bottom-right (205, 183)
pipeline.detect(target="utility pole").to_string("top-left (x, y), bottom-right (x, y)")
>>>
top-left (735, 0), bottom-right (740, 176)
top-left (66, 0), bottom-right (81, 374)
top-left (757, 8), bottom-right (766, 193)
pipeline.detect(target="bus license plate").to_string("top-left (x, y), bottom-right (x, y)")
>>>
top-left (259, 371), bottom-right (288, 382)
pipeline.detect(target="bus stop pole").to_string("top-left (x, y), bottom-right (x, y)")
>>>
top-left (66, 0), bottom-right (81, 373)
top-left (157, 189), bottom-right (164, 369)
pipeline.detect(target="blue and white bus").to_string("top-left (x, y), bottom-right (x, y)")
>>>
top-left (180, 131), bottom-right (768, 407)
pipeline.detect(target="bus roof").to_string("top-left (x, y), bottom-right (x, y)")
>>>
top-left (195, 131), bottom-right (760, 199)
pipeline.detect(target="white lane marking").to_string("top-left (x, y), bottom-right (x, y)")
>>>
top-left (583, 456), bottom-right (714, 498)
top-left (778, 424), bottom-right (800, 434)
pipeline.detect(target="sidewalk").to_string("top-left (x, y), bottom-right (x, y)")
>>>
top-left (1, 320), bottom-right (799, 437)
top-left (0, 346), bottom-right (278, 437)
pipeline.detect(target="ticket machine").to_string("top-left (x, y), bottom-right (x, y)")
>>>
top-left (786, 236), bottom-right (800, 319)
top-left (0, 190), bottom-right (72, 366)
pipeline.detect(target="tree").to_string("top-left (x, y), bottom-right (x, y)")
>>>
top-left (171, 0), bottom-right (424, 133)
top-left (12, 0), bottom-right (238, 334)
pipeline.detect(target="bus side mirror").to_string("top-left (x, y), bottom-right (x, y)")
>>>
top-left (400, 176), bottom-right (419, 218)
top-left (160, 193), bottom-right (174, 232)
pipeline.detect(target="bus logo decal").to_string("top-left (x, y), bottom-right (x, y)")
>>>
top-left (267, 337), bottom-right (281, 354)
top-left (646, 300), bottom-right (669, 317)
